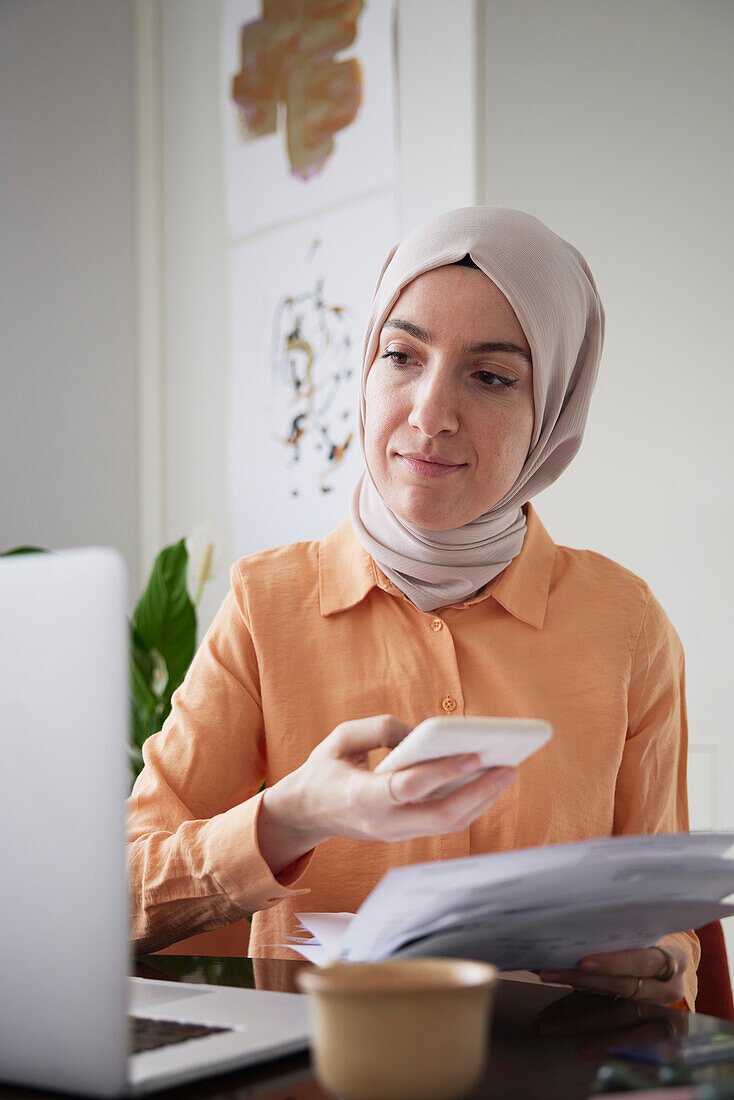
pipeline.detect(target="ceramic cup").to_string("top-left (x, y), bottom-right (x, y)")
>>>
top-left (296, 957), bottom-right (498, 1100)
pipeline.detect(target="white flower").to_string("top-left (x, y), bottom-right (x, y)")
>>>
top-left (150, 648), bottom-right (168, 696)
top-left (185, 519), bottom-right (223, 607)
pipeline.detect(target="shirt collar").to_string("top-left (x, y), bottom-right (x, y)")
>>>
top-left (319, 518), bottom-right (377, 616)
top-left (489, 502), bottom-right (555, 629)
top-left (319, 502), bottom-right (556, 628)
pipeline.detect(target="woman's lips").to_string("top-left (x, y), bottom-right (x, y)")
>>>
top-left (397, 453), bottom-right (466, 479)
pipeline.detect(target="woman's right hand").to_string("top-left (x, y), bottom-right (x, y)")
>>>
top-left (257, 714), bottom-right (516, 875)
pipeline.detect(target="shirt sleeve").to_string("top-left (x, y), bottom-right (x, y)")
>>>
top-left (127, 562), bottom-right (313, 955)
top-left (613, 587), bottom-right (700, 1011)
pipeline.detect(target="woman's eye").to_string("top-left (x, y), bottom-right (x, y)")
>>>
top-left (475, 370), bottom-right (518, 389)
top-left (381, 349), bottom-right (415, 366)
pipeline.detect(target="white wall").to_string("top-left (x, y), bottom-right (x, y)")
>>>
top-left (480, 0), bottom-right (734, 970)
top-left (0, 0), bottom-right (139, 595)
top-left (147, 0), bottom-right (231, 632)
top-left (480, 0), bottom-right (734, 824)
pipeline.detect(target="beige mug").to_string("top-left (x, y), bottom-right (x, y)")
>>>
top-left (296, 957), bottom-right (498, 1100)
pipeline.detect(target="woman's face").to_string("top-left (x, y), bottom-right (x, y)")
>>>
top-left (364, 264), bottom-right (535, 530)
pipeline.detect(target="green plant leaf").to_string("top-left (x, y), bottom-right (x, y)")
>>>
top-left (128, 743), bottom-right (144, 778)
top-left (129, 630), bottom-right (159, 752)
top-left (130, 625), bottom-right (154, 685)
top-left (0, 546), bottom-right (47, 556)
top-left (131, 540), bottom-right (197, 703)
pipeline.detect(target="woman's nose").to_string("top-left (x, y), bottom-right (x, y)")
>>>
top-left (407, 376), bottom-right (460, 437)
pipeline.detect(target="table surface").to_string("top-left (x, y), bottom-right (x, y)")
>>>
top-left (3, 955), bottom-right (734, 1100)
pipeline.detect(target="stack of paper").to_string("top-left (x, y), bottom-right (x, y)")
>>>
top-left (288, 832), bottom-right (734, 969)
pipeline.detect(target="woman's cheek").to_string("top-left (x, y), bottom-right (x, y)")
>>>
top-left (363, 404), bottom-right (390, 481)
top-left (365, 386), bottom-right (401, 448)
top-left (476, 413), bottom-right (531, 488)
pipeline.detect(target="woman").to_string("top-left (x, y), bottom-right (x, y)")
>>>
top-left (128, 207), bottom-right (698, 1010)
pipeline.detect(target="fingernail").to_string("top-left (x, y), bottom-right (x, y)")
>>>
top-left (580, 958), bottom-right (600, 972)
top-left (458, 754), bottom-right (481, 773)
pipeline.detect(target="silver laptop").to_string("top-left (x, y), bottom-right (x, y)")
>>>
top-left (0, 548), bottom-right (310, 1096)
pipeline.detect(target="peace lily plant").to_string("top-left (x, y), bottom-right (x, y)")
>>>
top-left (1, 521), bottom-right (221, 784)
top-left (129, 521), bottom-right (221, 781)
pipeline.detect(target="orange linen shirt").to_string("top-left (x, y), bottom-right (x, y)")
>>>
top-left (128, 503), bottom-right (699, 1009)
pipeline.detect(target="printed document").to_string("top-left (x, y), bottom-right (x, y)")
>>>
top-left (288, 832), bottom-right (734, 968)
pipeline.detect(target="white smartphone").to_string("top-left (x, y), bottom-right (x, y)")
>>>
top-left (374, 716), bottom-right (552, 796)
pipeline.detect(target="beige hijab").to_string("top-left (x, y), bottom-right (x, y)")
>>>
top-left (349, 206), bottom-right (605, 612)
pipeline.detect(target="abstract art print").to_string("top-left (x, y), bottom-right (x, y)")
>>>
top-left (228, 190), bottom-right (397, 553)
top-left (267, 256), bottom-right (356, 498)
top-left (221, 0), bottom-right (396, 236)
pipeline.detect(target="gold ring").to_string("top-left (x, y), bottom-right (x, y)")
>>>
top-left (386, 772), bottom-right (404, 805)
top-left (630, 976), bottom-right (643, 999)
top-left (652, 946), bottom-right (678, 983)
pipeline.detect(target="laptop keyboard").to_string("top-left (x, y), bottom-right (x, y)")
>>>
top-left (130, 1016), bottom-right (233, 1054)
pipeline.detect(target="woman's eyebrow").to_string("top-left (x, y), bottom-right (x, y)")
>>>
top-left (465, 340), bottom-right (532, 365)
top-left (382, 318), bottom-right (431, 343)
top-left (381, 318), bottom-right (532, 365)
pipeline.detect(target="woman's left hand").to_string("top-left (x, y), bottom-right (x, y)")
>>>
top-left (538, 940), bottom-right (688, 1006)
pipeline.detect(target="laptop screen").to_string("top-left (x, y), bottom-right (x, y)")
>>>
top-left (0, 548), bottom-right (130, 1096)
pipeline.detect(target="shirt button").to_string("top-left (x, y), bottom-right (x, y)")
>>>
top-left (430, 618), bottom-right (444, 632)
top-left (442, 695), bottom-right (457, 713)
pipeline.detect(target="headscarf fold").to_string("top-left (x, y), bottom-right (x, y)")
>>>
top-left (349, 206), bottom-right (605, 612)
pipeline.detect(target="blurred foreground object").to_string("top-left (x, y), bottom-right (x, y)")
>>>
top-left (297, 958), bottom-right (497, 1100)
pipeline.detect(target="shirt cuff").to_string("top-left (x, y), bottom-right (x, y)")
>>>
top-left (200, 789), bottom-right (315, 914)
top-left (660, 930), bottom-right (700, 1012)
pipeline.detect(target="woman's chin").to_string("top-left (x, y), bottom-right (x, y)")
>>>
top-left (390, 498), bottom-right (470, 531)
